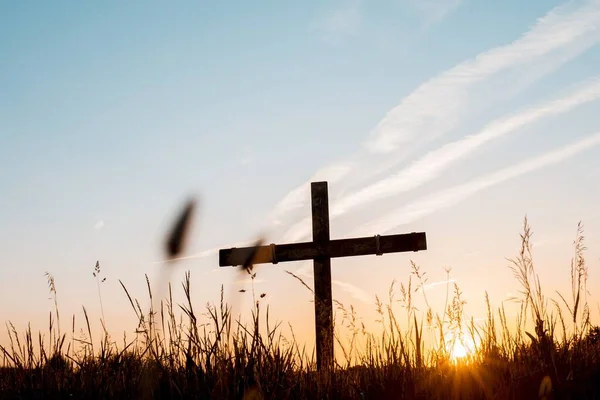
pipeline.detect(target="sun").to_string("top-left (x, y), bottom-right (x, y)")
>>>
top-left (450, 339), bottom-right (469, 361)
top-left (446, 334), bottom-right (479, 363)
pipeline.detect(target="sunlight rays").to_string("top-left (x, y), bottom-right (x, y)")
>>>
top-left (446, 331), bottom-right (480, 363)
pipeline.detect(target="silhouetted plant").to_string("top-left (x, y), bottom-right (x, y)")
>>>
top-left (1, 217), bottom-right (599, 399)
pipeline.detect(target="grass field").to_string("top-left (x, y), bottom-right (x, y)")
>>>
top-left (1, 217), bottom-right (599, 399)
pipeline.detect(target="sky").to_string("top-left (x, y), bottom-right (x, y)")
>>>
top-left (2, 0), bottom-right (600, 351)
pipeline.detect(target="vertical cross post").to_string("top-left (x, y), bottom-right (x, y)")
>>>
top-left (218, 180), bottom-right (428, 372)
top-left (311, 181), bottom-right (333, 371)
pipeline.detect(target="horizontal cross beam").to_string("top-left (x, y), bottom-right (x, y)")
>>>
top-left (219, 232), bottom-right (427, 267)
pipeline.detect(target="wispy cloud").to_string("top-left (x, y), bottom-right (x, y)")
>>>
top-left (406, 0), bottom-right (464, 26)
top-left (281, 73), bottom-right (600, 242)
top-left (294, 261), bottom-right (313, 279)
top-left (268, 161), bottom-right (354, 227)
top-left (193, 1), bottom-right (600, 262)
top-left (365, 1), bottom-right (600, 154)
top-left (331, 77), bottom-right (600, 218)
top-left (269, 1), bottom-right (600, 238)
top-left (332, 279), bottom-right (373, 304)
top-left (282, 217), bottom-right (312, 243)
top-left (355, 132), bottom-right (600, 235)
top-left (151, 248), bottom-right (217, 265)
top-left (93, 219), bottom-right (105, 230)
top-left (289, 261), bottom-right (372, 304)
top-left (419, 278), bottom-right (457, 292)
top-left (313, 0), bottom-right (363, 44)
top-left (150, 239), bottom-right (257, 265)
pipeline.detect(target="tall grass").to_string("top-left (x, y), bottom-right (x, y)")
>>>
top-left (1, 217), bottom-right (599, 399)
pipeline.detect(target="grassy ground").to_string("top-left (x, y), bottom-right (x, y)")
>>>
top-left (1, 217), bottom-right (599, 399)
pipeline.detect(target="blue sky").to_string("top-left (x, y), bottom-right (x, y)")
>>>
top-left (2, 0), bottom-right (600, 348)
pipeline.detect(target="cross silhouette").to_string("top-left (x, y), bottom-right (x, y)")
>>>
top-left (219, 181), bottom-right (427, 370)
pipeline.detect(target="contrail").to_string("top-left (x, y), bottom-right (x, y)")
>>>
top-left (365, 0), bottom-right (600, 154)
top-left (268, 0), bottom-right (600, 240)
top-left (331, 77), bottom-right (600, 218)
top-left (353, 132), bottom-right (600, 235)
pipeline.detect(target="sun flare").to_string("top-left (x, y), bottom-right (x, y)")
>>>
top-left (446, 334), bottom-right (479, 363)
top-left (451, 340), bottom-right (469, 360)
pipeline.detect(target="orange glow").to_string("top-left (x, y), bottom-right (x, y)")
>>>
top-left (446, 332), bottom-right (480, 363)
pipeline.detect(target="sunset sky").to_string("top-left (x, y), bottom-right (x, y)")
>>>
top-left (2, 0), bottom-right (600, 350)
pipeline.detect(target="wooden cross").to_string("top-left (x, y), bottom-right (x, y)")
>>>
top-left (218, 181), bottom-right (427, 371)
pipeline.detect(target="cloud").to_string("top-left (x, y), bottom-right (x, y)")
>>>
top-left (192, 1), bottom-right (600, 282)
top-left (331, 77), bottom-right (600, 218)
top-left (332, 279), bottom-right (373, 304)
top-left (282, 217), bottom-right (312, 243)
top-left (267, 161), bottom-right (354, 227)
top-left (268, 1), bottom-right (600, 237)
top-left (406, 0), bottom-right (464, 26)
top-left (94, 220), bottom-right (105, 230)
top-left (419, 278), bottom-right (457, 292)
top-left (150, 239), bottom-right (258, 265)
top-left (314, 0), bottom-right (459, 45)
top-left (289, 261), bottom-right (372, 304)
top-left (365, 1), bottom-right (600, 154)
top-left (354, 132), bottom-right (600, 235)
top-left (313, 0), bottom-right (363, 43)
top-left (294, 261), bottom-right (314, 279)
top-left (268, 185), bottom-right (308, 227)
top-left (165, 161), bottom-right (352, 268)
top-left (282, 76), bottom-right (600, 241)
